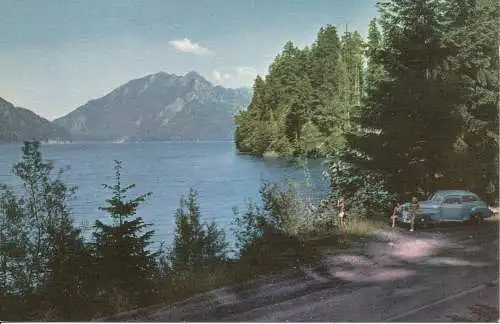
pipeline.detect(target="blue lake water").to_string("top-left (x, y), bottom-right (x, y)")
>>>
top-left (0, 141), bottom-right (330, 250)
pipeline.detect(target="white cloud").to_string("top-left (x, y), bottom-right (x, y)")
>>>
top-left (168, 38), bottom-right (213, 55)
top-left (212, 69), bottom-right (231, 84)
top-left (235, 66), bottom-right (257, 78)
top-left (211, 66), bottom-right (259, 88)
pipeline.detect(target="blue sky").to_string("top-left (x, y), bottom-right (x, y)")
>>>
top-left (0, 0), bottom-right (378, 120)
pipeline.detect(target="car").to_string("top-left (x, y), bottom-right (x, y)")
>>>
top-left (397, 190), bottom-right (494, 227)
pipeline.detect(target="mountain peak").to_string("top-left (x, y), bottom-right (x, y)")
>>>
top-left (53, 71), bottom-right (252, 141)
top-left (181, 70), bottom-right (212, 91)
top-left (183, 70), bottom-right (211, 84)
top-left (150, 71), bottom-right (171, 79)
top-left (142, 71), bottom-right (174, 84)
top-left (0, 96), bottom-right (71, 143)
top-left (184, 70), bottom-right (202, 78)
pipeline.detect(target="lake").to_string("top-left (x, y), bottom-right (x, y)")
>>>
top-left (0, 141), bottom-right (330, 251)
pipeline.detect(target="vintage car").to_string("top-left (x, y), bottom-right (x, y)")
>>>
top-left (398, 190), bottom-right (494, 227)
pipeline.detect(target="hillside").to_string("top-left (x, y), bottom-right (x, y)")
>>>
top-left (53, 71), bottom-right (252, 141)
top-left (0, 97), bottom-right (71, 143)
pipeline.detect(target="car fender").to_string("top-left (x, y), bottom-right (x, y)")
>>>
top-left (470, 206), bottom-right (490, 218)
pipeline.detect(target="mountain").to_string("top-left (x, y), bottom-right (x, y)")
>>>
top-left (53, 71), bottom-right (253, 141)
top-left (0, 97), bottom-right (71, 143)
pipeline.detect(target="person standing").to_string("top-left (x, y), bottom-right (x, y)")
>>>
top-left (338, 195), bottom-right (346, 231)
top-left (409, 196), bottom-right (419, 232)
top-left (391, 201), bottom-right (402, 228)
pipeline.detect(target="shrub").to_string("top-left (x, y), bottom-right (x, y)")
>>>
top-left (170, 189), bottom-right (228, 271)
top-left (168, 189), bottom-right (229, 296)
top-left (232, 181), bottom-right (306, 273)
top-left (233, 181), bottom-right (301, 250)
top-left (323, 147), bottom-right (395, 218)
top-left (0, 141), bottom-right (88, 320)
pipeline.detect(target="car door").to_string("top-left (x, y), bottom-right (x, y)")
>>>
top-left (440, 195), bottom-right (464, 221)
top-left (461, 194), bottom-right (478, 217)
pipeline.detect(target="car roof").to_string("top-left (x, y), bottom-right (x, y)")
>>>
top-left (435, 190), bottom-right (476, 196)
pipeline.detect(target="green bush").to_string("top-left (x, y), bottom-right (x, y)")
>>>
top-left (324, 148), bottom-right (395, 218)
top-left (0, 141), bottom-right (90, 320)
top-left (232, 181), bottom-right (312, 273)
top-left (170, 189), bottom-right (228, 274)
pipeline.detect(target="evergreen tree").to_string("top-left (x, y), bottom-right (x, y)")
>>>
top-left (347, 0), bottom-right (463, 197)
top-left (278, 42), bottom-right (311, 148)
top-left (364, 19), bottom-right (386, 96)
top-left (441, 0), bottom-right (499, 203)
top-left (234, 76), bottom-right (275, 155)
top-left (92, 160), bottom-right (158, 309)
top-left (341, 30), bottom-right (365, 118)
top-left (309, 25), bottom-right (344, 136)
top-left (171, 189), bottom-right (227, 273)
top-left (43, 217), bottom-right (93, 319)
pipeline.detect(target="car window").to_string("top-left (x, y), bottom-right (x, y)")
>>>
top-left (430, 193), bottom-right (441, 201)
top-left (443, 196), bottom-right (461, 204)
top-left (461, 195), bottom-right (478, 203)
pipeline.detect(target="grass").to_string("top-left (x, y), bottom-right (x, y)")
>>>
top-left (346, 217), bottom-right (386, 236)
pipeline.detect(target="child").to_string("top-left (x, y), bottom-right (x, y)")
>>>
top-left (337, 195), bottom-right (346, 231)
top-left (391, 201), bottom-right (402, 228)
top-left (409, 196), bottom-right (419, 232)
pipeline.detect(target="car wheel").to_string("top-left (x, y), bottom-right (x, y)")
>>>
top-left (418, 216), bottom-right (430, 229)
top-left (470, 212), bottom-right (483, 225)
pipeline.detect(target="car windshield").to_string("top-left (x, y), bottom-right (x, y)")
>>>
top-left (429, 192), bottom-right (442, 201)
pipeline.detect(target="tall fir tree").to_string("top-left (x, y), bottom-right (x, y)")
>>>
top-left (364, 18), bottom-right (386, 97)
top-left (341, 30), bottom-right (365, 115)
top-left (441, 0), bottom-right (499, 203)
top-left (309, 25), bottom-right (344, 136)
top-left (92, 160), bottom-right (158, 309)
top-left (347, 0), bottom-right (463, 197)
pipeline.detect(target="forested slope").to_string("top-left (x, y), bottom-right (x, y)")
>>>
top-left (234, 26), bottom-right (364, 157)
top-left (235, 0), bottom-right (499, 203)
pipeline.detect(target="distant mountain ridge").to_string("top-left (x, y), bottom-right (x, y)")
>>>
top-left (53, 71), bottom-right (252, 141)
top-left (0, 97), bottom-right (71, 143)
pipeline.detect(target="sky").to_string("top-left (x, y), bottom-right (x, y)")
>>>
top-left (0, 0), bottom-right (379, 120)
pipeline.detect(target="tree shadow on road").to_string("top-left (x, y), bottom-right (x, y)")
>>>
top-left (106, 220), bottom-right (499, 322)
top-left (206, 221), bottom-right (499, 322)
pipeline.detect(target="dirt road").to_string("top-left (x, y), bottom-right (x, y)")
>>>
top-left (107, 220), bottom-right (499, 322)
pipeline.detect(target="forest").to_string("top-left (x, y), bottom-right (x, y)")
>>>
top-left (235, 0), bottom-right (498, 203)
